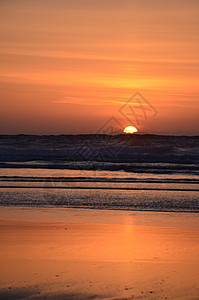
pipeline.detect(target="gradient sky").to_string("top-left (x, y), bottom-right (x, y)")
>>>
top-left (0, 0), bottom-right (199, 134)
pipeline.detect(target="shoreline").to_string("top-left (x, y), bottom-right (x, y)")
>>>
top-left (0, 205), bottom-right (199, 217)
top-left (0, 206), bottom-right (199, 227)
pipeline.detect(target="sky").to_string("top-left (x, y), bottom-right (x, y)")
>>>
top-left (0, 0), bottom-right (199, 135)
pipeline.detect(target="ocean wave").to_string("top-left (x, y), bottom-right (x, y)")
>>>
top-left (0, 175), bottom-right (199, 184)
top-left (0, 188), bottom-right (198, 213)
top-left (0, 135), bottom-right (199, 166)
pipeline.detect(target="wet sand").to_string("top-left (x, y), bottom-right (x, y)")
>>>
top-left (0, 207), bottom-right (199, 299)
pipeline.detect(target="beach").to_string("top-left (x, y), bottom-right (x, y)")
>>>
top-left (0, 135), bottom-right (198, 299)
top-left (0, 207), bottom-right (199, 299)
top-left (1, 0), bottom-right (199, 297)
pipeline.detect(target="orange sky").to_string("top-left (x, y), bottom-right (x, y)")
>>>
top-left (0, 0), bottom-right (199, 134)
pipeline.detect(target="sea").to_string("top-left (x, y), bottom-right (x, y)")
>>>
top-left (0, 134), bottom-right (198, 213)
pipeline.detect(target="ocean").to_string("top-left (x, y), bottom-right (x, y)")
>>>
top-left (0, 134), bottom-right (198, 212)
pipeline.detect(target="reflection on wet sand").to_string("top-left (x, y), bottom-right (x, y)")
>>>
top-left (0, 209), bottom-right (199, 299)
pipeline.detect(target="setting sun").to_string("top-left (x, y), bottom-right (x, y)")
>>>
top-left (123, 126), bottom-right (138, 134)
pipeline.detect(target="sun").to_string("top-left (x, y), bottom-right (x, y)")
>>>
top-left (123, 125), bottom-right (138, 134)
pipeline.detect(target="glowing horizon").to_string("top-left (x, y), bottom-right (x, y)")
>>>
top-left (0, 0), bottom-right (198, 135)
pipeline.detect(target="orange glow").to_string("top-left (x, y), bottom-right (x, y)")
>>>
top-left (123, 126), bottom-right (138, 134)
top-left (0, 1), bottom-right (198, 134)
top-left (0, 216), bottom-right (199, 298)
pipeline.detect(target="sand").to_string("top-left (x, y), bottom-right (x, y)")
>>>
top-left (0, 207), bottom-right (199, 299)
